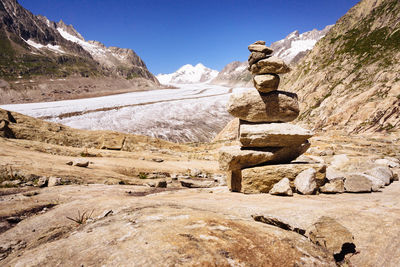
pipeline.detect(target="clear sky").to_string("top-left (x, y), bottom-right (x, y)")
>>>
top-left (19, 0), bottom-right (359, 74)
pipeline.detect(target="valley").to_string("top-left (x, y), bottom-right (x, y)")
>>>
top-left (1, 83), bottom-right (250, 143)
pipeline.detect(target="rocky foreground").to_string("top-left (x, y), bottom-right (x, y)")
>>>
top-left (1, 108), bottom-right (400, 266)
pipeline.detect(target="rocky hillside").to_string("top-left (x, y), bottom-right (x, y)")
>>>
top-left (0, 0), bottom-right (158, 100)
top-left (211, 27), bottom-right (331, 87)
top-left (281, 0), bottom-right (400, 134)
top-left (156, 63), bottom-right (218, 84)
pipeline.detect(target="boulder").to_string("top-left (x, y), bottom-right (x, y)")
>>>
top-left (294, 168), bottom-right (317, 195)
top-left (227, 89), bottom-right (299, 123)
top-left (330, 154), bottom-right (350, 168)
top-left (239, 122), bottom-right (313, 148)
top-left (247, 43), bottom-right (273, 54)
top-left (360, 173), bottom-right (385, 191)
top-left (375, 158), bottom-right (399, 168)
top-left (326, 166), bottom-right (345, 181)
top-left (156, 181), bottom-right (167, 188)
top-left (253, 40), bottom-right (266, 45)
top-left (73, 159), bottom-right (89, 168)
top-left (99, 133), bottom-right (125, 150)
top-left (343, 174), bottom-right (372, 193)
top-left (249, 56), bottom-right (291, 75)
top-left (212, 118), bottom-right (239, 142)
top-left (239, 164), bottom-right (326, 194)
top-left (180, 180), bottom-right (213, 188)
top-left (392, 168), bottom-right (400, 181)
top-left (269, 178), bottom-right (293, 196)
top-left (219, 142), bottom-right (310, 171)
top-left (248, 52), bottom-right (270, 66)
top-left (227, 170), bottom-right (242, 192)
top-left (252, 74), bottom-right (280, 93)
top-left (364, 166), bottom-right (393, 185)
top-left (308, 216), bottom-right (356, 262)
top-left (48, 177), bottom-right (62, 187)
top-left (320, 177), bottom-right (345, 194)
top-left (37, 176), bottom-right (48, 187)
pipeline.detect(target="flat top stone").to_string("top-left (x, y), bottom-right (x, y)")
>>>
top-left (227, 89), bottom-right (299, 123)
top-left (252, 40), bottom-right (266, 45)
top-left (241, 123), bottom-right (314, 136)
top-left (248, 44), bottom-right (273, 54)
top-left (250, 56), bottom-right (291, 75)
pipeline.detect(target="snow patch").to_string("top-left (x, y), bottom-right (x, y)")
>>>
top-left (156, 63), bottom-right (219, 84)
top-left (25, 39), bottom-right (64, 54)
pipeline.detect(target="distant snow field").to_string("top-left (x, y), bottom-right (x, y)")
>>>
top-left (1, 84), bottom-right (250, 143)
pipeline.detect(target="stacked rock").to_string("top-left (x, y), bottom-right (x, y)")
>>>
top-left (219, 41), bottom-right (314, 193)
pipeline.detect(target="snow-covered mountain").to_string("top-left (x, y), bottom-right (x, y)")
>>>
top-left (156, 63), bottom-right (218, 84)
top-left (271, 25), bottom-right (333, 65)
top-left (0, 0), bottom-right (157, 83)
top-left (211, 26), bottom-right (333, 86)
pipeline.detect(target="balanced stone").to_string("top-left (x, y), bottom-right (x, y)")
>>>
top-left (232, 164), bottom-right (326, 193)
top-left (248, 52), bottom-right (270, 66)
top-left (227, 89), bottom-right (299, 123)
top-left (250, 56), bottom-right (291, 75)
top-left (239, 123), bottom-right (314, 148)
top-left (253, 74), bottom-right (280, 93)
top-left (248, 43), bottom-right (273, 54)
top-left (219, 142), bottom-right (310, 171)
top-left (253, 40), bottom-right (266, 45)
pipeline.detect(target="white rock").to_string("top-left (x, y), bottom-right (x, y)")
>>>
top-left (330, 155), bottom-right (350, 168)
top-left (269, 178), bottom-right (293, 196)
top-left (364, 166), bottom-right (393, 185)
top-left (375, 158), bottom-right (399, 168)
top-left (348, 173), bottom-right (384, 192)
top-left (326, 166), bottom-right (345, 181)
top-left (48, 177), bottom-right (62, 187)
top-left (294, 168), bottom-right (317, 195)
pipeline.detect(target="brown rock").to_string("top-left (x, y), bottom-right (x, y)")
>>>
top-left (248, 43), bottom-right (273, 54)
top-left (239, 122), bottom-right (313, 148)
top-left (227, 169), bottom-right (242, 192)
top-left (212, 118), bottom-right (239, 142)
top-left (269, 178), bottom-right (293, 196)
top-left (240, 164), bottom-right (326, 194)
top-left (219, 142), bottom-right (310, 171)
top-left (320, 177), bottom-right (345, 194)
top-left (227, 89), bottom-right (299, 123)
top-left (343, 174), bottom-right (372, 193)
top-left (253, 74), bottom-right (280, 93)
top-left (308, 216), bottom-right (356, 262)
top-left (253, 40), bottom-right (266, 45)
top-left (99, 133), bottom-right (125, 150)
top-left (248, 52), bottom-right (270, 66)
top-left (73, 159), bottom-right (89, 168)
top-left (250, 56), bottom-right (291, 75)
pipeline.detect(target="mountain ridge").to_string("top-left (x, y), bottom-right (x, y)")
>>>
top-left (210, 26), bottom-right (332, 87)
top-left (0, 0), bottom-right (159, 104)
top-left (156, 63), bottom-right (218, 84)
top-left (280, 0), bottom-right (400, 134)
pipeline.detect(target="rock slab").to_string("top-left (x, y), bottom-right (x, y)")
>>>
top-left (227, 89), bottom-right (299, 123)
top-left (239, 122), bottom-right (313, 148)
top-left (239, 164), bottom-right (326, 194)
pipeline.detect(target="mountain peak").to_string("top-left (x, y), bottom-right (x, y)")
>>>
top-left (157, 63), bottom-right (218, 84)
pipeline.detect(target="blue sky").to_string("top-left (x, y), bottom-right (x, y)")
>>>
top-left (20, 0), bottom-right (359, 74)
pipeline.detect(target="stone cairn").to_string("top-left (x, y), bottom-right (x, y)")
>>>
top-left (219, 41), bottom-right (318, 195)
